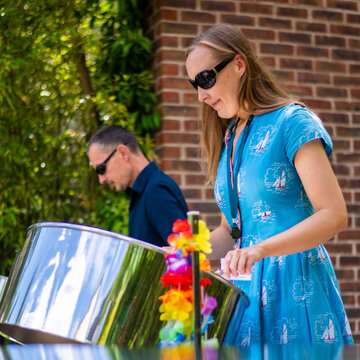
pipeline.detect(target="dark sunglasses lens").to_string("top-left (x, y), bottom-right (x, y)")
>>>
top-left (96, 164), bottom-right (106, 175)
top-left (195, 71), bottom-right (216, 89)
top-left (189, 79), bottom-right (198, 90)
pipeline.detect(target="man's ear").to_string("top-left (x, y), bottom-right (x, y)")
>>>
top-left (117, 144), bottom-right (130, 162)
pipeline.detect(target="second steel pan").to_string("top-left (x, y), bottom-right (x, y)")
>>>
top-left (0, 222), bottom-right (248, 347)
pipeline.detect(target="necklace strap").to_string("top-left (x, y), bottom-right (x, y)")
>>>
top-left (226, 114), bottom-right (254, 240)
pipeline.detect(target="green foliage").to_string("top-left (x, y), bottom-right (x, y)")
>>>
top-left (0, 0), bottom-right (159, 275)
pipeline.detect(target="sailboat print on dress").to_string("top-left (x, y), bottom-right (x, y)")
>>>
top-left (321, 319), bottom-right (335, 342)
top-left (215, 184), bottom-right (222, 204)
top-left (258, 210), bottom-right (271, 218)
top-left (317, 246), bottom-right (326, 261)
top-left (255, 130), bottom-right (269, 150)
top-left (273, 170), bottom-right (286, 189)
top-left (280, 324), bottom-right (288, 345)
top-left (241, 327), bottom-right (251, 347)
top-left (261, 286), bottom-right (267, 307)
top-left (343, 316), bottom-right (352, 338)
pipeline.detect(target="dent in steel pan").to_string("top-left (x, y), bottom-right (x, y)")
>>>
top-left (0, 222), bottom-right (248, 347)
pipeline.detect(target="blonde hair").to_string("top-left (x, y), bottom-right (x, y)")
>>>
top-left (186, 24), bottom-right (304, 183)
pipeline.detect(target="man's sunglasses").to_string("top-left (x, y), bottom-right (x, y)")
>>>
top-left (189, 56), bottom-right (235, 90)
top-left (95, 148), bottom-right (117, 175)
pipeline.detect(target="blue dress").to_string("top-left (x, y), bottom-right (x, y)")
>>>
top-left (214, 104), bottom-right (353, 346)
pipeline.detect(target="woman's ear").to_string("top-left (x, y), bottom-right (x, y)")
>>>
top-left (234, 54), bottom-right (246, 74)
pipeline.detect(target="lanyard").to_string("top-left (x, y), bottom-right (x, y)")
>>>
top-left (226, 114), bottom-right (254, 240)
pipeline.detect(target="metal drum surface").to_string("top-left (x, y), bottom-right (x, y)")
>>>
top-left (0, 222), bottom-right (248, 347)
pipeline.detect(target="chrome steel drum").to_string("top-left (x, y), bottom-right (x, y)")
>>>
top-left (0, 277), bottom-right (7, 304)
top-left (0, 222), bottom-right (248, 347)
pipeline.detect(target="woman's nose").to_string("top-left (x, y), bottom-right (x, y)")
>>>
top-left (198, 88), bottom-right (208, 103)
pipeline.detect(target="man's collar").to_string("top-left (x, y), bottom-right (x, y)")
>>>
top-left (128, 162), bottom-right (158, 194)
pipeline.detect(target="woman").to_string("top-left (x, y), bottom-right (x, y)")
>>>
top-left (185, 24), bottom-right (353, 345)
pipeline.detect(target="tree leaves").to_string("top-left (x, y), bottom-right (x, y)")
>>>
top-left (0, 0), bottom-right (160, 275)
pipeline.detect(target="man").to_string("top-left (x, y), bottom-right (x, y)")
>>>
top-left (87, 125), bottom-right (188, 247)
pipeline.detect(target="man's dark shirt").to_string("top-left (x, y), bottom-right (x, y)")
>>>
top-left (126, 162), bottom-right (188, 247)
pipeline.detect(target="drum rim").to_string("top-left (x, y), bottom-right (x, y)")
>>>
top-left (28, 222), bottom-right (249, 303)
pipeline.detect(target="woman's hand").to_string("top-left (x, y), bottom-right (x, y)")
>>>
top-left (222, 245), bottom-right (266, 279)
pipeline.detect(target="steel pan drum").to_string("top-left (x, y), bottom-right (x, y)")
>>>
top-left (0, 222), bottom-right (248, 347)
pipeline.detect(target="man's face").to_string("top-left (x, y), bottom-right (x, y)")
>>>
top-left (88, 143), bottom-right (132, 191)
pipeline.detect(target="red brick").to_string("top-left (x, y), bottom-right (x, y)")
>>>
top-left (330, 25), bottom-right (360, 37)
top-left (315, 35), bottom-right (346, 48)
top-left (333, 49), bottom-right (360, 62)
top-left (189, 201), bottom-right (220, 213)
top-left (280, 58), bottom-right (312, 70)
top-left (319, 113), bottom-right (349, 124)
top-left (334, 76), bottom-right (360, 87)
top-left (159, 105), bottom-right (197, 117)
top-left (297, 46), bottom-right (329, 57)
top-left (261, 43), bottom-right (294, 55)
top-left (334, 268), bottom-right (356, 280)
top-left (273, 70), bottom-right (295, 82)
top-left (160, 119), bottom-right (181, 130)
top-left (182, 188), bottom-right (202, 199)
top-left (156, 0), bottom-right (196, 9)
top-left (279, 32), bottom-right (311, 44)
top-left (298, 72), bottom-right (330, 84)
top-left (317, 87), bottom-right (347, 98)
top-left (277, 7), bottom-right (308, 17)
top-left (201, 1), bottom-right (236, 12)
top-left (349, 39), bottom-right (360, 50)
top-left (181, 11), bottom-right (215, 23)
top-left (157, 63), bottom-right (179, 76)
top-left (326, 243), bottom-right (353, 253)
top-left (158, 91), bottom-right (179, 103)
top-left (186, 174), bottom-right (206, 185)
top-left (156, 145), bottom-right (181, 158)
top-left (292, 0), bottom-right (323, 5)
top-left (332, 140), bottom-right (351, 151)
top-left (156, 49), bottom-right (185, 62)
top-left (158, 22), bottom-right (197, 36)
top-left (340, 282), bottom-right (360, 292)
top-left (154, 9), bottom-right (178, 21)
top-left (260, 56), bottom-right (276, 68)
top-left (155, 35), bottom-right (179, 48)
top-left (241, 3), bottom-right (273, 14)
top-left (334, 101), bottom-right (360, 112)
top-left (220, 14), bottom-right (254, 26)
top-left (183, 93), bottom-right (198, 104)
top-left (312, 9), bottom-right (343, 21)
top-left (242, 28), bottom-right (276, 41)
top-left (185, 146), bottom-right (201, 158)
top-left (327, 0), bottom-right (358, 11)
top-left (332, 164), bottom-right (351, 175)
top-left (347, 13), bottom-right (360, 23)
top-left (259, 17), bottom-right (292, 29)
top-left (315, 61), bottom-right (346, 73)
top-left (296, 21), bottom-right (326, 33)
top-left (157, 132), bottom-right (200, 145)
top-left (300, 99), bottom-right (331, 110)
top-left (158, 77), bottom-right (190, 91)
top-left (284, 84), bottom-right (313, 97)
top-left (184, 119), bottom-right (200, 132)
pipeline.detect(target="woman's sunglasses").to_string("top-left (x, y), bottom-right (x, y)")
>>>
top-left (95, 148), bottom-right (117, 175)
top-left (189, 56), bottom-right (235, 90)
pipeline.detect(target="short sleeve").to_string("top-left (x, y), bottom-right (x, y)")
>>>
top-left (283, 106), bottom-right (333, 164)
top-left (146, 184), bottom-right (188, 245)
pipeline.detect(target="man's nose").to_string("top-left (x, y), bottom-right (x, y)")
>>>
top-left (98, 174), bottom-right (107, 185)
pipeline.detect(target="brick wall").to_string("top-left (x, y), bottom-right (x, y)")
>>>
top-left (146, 0), bottom-right (360, 342)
